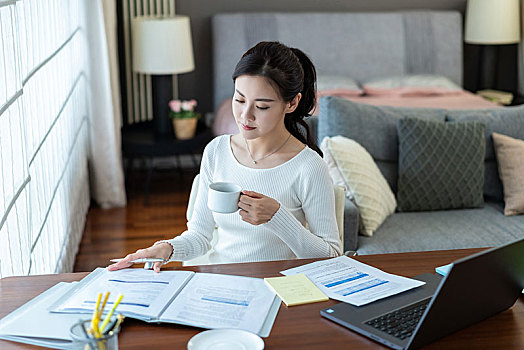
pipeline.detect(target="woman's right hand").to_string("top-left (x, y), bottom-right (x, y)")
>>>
top-left (107, 242), bottom-right (173, 273)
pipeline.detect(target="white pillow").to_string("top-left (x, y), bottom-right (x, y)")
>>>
top-left (321, 136), bottom-right (397, 236)
top-left (316, 75), bottom-right (363, 96)
top-left (363, 74), bottom-right (462, 96)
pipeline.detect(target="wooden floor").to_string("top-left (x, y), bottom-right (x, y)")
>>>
top-left (73, 169), bottom-right (196, 272)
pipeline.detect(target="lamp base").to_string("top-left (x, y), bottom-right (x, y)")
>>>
top-left (479, 45), bottom-right (498, 90)
top-left (151, 74), bottom-right (174, 138)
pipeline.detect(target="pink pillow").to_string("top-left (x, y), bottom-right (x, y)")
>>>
top-left (363, 86), bottom-right (463, 97)
top-left (212, 98), bottom-right (238, 136)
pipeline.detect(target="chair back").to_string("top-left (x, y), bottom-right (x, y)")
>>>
top-left (334, 185), bottom-right (345, 250)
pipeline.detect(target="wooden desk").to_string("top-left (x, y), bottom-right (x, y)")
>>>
top-left (1, 249), bottom-right (523, 349)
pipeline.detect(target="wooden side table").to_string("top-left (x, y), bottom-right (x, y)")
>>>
top-left (510, 94), bottom-right (524, 106)
top-left (121, 121), bottom-right (213, 204)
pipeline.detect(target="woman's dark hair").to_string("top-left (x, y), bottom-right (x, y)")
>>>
top-left (232, 41), bottom-right (322, 157)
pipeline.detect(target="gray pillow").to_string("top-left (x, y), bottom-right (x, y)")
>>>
top-left (397, 118), bottom-right (485, 212)
top-left (318, 96), bottom-right (446, 192)
top-left (446, 105), bottom-right (524, 201)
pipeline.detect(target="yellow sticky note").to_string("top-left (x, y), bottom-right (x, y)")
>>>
top-left (264, 274), bottom-right (329, 307)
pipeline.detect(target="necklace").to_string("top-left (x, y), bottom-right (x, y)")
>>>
top-left (243, 133), bottom-right (292, 165)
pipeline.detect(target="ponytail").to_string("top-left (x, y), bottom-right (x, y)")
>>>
top-left (232, 41), bottom-right (322, 157)
top-left (286, 48), bottom-right (322, 157)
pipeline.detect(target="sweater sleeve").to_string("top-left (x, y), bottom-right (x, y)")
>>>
top-left (264, 156), bottom-right (342, 258)
top-left (166, 137), bottom-right (220, 261)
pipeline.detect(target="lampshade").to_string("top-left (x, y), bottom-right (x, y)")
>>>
top-left (131, 16), bottom-right (195, 74)
top-left (465, 0), bottom-right (521, 44)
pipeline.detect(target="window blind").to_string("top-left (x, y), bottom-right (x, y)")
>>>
top-left (0, 0), bottom-right (90, 277)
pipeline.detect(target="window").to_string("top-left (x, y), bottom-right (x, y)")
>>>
top-left (0, 0), bottom-right (90, 277)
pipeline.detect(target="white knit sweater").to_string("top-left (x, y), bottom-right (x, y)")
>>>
top-left (167, 135), bottom-right (341, 263)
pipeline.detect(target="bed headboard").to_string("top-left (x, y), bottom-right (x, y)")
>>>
top-left (212, 11), bottom-right (463, 109)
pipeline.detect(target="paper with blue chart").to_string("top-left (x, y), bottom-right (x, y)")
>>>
top-left (53, 268), bottom-right (194, 320)
top-left (281, 256), bottom-right (425, 306)
top-left (160, 272), bottom-right (276, 333)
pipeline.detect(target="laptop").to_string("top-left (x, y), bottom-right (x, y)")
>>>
top-left (320, 237), bottom-right (524, 349)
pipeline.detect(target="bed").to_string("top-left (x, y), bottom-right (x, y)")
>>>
top-left (210, 11), bottom-right (500, 136)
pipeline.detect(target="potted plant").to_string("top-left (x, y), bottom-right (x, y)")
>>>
top-left (169, 99), bottom-right (200, 140)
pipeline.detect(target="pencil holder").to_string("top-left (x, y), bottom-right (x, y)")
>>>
top-left (70, 319), bottom-right (120, 350)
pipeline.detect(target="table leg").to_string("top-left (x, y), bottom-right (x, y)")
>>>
top-left (190, 153), bottom-right (199, 169)
top-left (144, 157), bottom-right (154, 205)
top-left (175, 155), bottom-right (183, 179)
top-left (124, 156), bottom-right (134, 187)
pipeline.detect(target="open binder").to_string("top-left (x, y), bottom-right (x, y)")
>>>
top-left (0, 282), bottom-right (81, 349)
top-left (0, 268), bottom-right (281, 349)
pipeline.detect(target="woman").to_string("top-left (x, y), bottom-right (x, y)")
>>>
top-left (109, 41), bottom-right (341, 272)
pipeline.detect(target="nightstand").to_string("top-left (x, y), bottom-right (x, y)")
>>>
top-left (122, 120), bottom-right (213, 204)
top-left (510, 94), bottom-right (524, 106)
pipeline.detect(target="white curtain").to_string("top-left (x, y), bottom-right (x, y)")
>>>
top-left (0, 0), bottom-right (125, 278)
top-left (84, 0), bottom-right (126, 209)
top-left (518, 1), bottom-right (524, 96)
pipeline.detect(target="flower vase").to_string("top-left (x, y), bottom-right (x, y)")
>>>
top-left (173, 118), bottom-right (198, 140)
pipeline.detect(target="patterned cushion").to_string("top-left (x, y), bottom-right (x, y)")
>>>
top-left (397, 118), bottom-right (485, 212)
top-left (318, 96), bottom-right (446, 192)
top-left (321, 136), bottom-right (397, 236)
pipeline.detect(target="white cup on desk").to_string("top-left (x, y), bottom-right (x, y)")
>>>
top-left (208, 182), bottom-right (242, 213)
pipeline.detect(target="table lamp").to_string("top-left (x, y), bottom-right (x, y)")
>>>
top-left (465, 0), bottom-right (521, 90)
top-left (132, 16), bottom-right (195, 137)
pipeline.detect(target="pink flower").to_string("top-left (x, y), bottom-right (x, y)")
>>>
top-left (169, 100), bottom-right (181, 112)
top-left (182, 100), bottom-right (193, 112)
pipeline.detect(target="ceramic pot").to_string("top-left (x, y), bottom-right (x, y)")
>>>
top-left (173, 118), bottom-right (197, 140)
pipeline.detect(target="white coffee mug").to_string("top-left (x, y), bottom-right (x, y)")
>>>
top-left (207, 182), bottom-right (242, 213)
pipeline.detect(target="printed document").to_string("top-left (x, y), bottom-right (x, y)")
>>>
top-left (162, 273), bottom-right (275, 333)
top-left (281, 256), bottom-right (425, 306)
top-left (54, 268), bottom-right (194, 319)
top-left (50, 268), bottom-right (279, 336)
top-left (0, 282), bottom-right (79, 349)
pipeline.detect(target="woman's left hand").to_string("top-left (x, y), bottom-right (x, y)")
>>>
top-left (238, 190), bottom-right (280, 225)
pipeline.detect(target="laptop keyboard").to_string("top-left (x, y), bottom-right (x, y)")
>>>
top-left (364, 299), bottom-right (430, 340)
